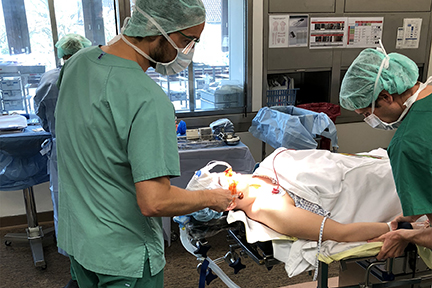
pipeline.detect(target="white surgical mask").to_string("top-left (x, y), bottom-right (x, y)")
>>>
top-left (365, 92), bottom-right (416, 131)
top-left (109, 5), bottom-right (195, 76)
top-left (364, 40), bottom-right (431, 130)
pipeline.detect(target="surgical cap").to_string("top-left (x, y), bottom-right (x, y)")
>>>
top-left (123, 0), bottom-right (206, 38)
top-left (55, 34), bottom-right (92, 59)
top-left (339, 48), bottom-right (419, 110)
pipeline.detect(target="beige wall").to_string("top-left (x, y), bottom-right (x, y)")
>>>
top-left (429, 47), bottom-right (432, 78)
top-left (334, 122), bottom-right (396, 153)
top-left (0, 182), bottom-right (52, 217)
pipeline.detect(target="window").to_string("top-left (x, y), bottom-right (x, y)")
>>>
top-left (54, 0), bottom-right (116, 49)
top-left (0, 0), bottom-right (53, 114)
top-left (144, 0), bottom-right (248, 116)
top-left (0, 0), bottom-right (116, 114)
top-left (0, 0), bottom-right (249, 117)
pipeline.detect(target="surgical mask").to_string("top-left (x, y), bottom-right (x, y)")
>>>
top-left (109, 5), bottom-right (195, 75)
top-left (365, 93), bottom-right (414, 130)
top-left (364, 41), bottom-right (430, 130)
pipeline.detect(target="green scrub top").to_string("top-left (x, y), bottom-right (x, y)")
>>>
top-left (55, 46), bottom-right (181, 278)
top-left (388, 93), bottom-right (432, 217)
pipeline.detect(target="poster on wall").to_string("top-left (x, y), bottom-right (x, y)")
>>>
top-left (309, 17), bottom-right (347, 49)
top-left (269, 15), bottom-right (289, 48)
top-left (399, 18), bottom-right (422, 49)
top-left (346, 17), bottom-right (384, 48)
top-left (288, 15), bottom-right (308, 47)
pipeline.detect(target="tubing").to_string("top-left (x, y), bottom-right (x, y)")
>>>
top-left (179, 228), bottom-right (241, 288)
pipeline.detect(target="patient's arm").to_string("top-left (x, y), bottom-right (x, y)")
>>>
top-left (249, 193), bottom-right (390, 242)
top-left (234, 175), bottom-right (390, 242)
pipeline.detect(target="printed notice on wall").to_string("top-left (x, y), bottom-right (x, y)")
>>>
top-left (309, 17), bottom-right (347, 49)
top-left (346, 17), bottom-right (383, 48)
top-left (396, 27), bottom-right (404, 49)
top-left (288, 15), bottom-right (308, 47)
top-left (400, 18), bottom-right (422, 49)
top-left (269, 15), bottom-right (289, 48)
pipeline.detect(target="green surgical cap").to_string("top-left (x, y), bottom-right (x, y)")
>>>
top-left (123, 0), bottom-right (206, 38)
top-left (339, 48), bottom-right (419, 110)
top-left (55, 34), bottom-right (92, 59)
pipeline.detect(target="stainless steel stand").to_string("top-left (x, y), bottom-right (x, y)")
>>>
top-left (4, 186), bottom-right (54, 269)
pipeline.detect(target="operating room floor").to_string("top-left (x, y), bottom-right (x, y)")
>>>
top-left (0, 221), bottom-right (339, 288)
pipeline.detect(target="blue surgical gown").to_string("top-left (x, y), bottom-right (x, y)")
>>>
top-left (33, 67), bottom-right (67, 256)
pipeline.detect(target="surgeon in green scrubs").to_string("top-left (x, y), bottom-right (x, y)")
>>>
top-left (55, 1), bottom-right (233, 287)
top-left (339, 46), bottom-right (432, 261)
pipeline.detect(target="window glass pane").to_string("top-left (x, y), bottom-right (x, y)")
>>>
top-left (0, 0), bottom-right (116, 115)
top-left (54, 0), bottom-right (116, 46)
top-left (141, 0), bottom-right (246, 115)
top-left (194, 0), bottom-right (246, 114)
top-left (0, 0), bottom-right (53, 114)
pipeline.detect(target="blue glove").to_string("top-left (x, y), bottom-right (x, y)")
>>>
top-left (177, 120), bottom-right (187, 136)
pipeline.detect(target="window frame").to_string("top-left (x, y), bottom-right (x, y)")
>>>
top-left (116, 0), bottom-right (253, 120)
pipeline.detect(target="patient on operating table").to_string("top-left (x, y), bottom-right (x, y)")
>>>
top-left (192, 148), bottom-right (428, 243)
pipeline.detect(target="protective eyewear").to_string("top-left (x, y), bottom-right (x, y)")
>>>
top-left (178, 30), bottom-right (199, 55)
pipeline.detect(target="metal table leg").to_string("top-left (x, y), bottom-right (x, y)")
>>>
top-left (4, 186), bottom-right (53, 268)
top-left (318, 262), bottom-right (329, 288)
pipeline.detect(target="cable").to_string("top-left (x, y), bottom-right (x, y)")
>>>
top-left (271, 148), bottom-right (289, 194)
top-left (270, 148), bottom-right (330, 281)
top-left (313, 215), bottom-right (329, 281)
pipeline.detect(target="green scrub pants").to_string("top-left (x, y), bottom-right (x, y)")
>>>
top-left (69, 256), bottom-right (164, 288)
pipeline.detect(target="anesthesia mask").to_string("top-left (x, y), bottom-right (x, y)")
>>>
top-left (113, 5), bottom-right (196, 75)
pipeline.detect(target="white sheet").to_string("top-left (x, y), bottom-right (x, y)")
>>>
top-left (0, 114), bottom-right (27, 131)
top-left (253, 148), bottom-right (402, 225)
top-left (228, 148), bottom-right (402, 277)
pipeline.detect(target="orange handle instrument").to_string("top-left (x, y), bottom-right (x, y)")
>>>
top-left (224, 168), bottom-right (243, 200)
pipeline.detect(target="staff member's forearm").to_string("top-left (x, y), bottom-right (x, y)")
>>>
top-left (403, 228), bottom-right (432, 249)
top-left (135, 176), bottom-right (231, 217)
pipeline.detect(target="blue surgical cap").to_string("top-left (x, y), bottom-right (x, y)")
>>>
top-left (339, 48), bottom-right (419, 110)
top-left (55, 34), bottom-right (92, 59)
top-left (123, 0), bottom-right (206, 38)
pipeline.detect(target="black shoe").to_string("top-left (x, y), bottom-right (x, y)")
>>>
top-left (63, 279), bottom-right (79, 288)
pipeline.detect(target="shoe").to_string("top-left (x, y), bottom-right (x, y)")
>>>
top-left (63, 279), bottom-right (79, 288)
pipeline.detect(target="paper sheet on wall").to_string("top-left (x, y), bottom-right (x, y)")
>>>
top-left (400, 18), bottom-right (422, 49)
top-left (396, 27), bottom-right (404, 49)
top-left (288, 15), bottom-right (308, 47)
top-left (309, 17), bottom-right (347, 49)
top-left (269, 15), bottom-right (289, 48)
top-left (346, 17), bottom-right (383, 48)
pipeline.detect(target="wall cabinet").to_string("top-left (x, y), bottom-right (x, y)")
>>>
top-left (263, 0), bottom-right (432, 123)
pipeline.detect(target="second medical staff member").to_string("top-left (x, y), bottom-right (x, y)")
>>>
top-left (34, 34), bottom-right (91, 250)
top-left (34, 34), bottom-right (91, 288)
top-left (55, 1), bottom-right (233, 287)
top-left (339, 46), bottom-right (432, 260)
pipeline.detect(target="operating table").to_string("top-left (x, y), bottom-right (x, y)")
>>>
top-left (178, 213), bottom-right (432, 288)
top-left (177, 106), bottom-right (431, 287)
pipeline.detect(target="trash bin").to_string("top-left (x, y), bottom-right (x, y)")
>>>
top-left (296, 102), bottom-right (341, 150)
